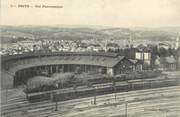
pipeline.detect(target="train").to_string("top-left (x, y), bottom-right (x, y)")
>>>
top-left (26, 76), bottom-right (179, 102)
top-left (24, 71), bottom-right (163, 93)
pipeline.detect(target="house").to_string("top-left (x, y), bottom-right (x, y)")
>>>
top-left (135, 51), bottom-right (151, 67)
top-left (177, 57), bottom-right (180, 69)
top-left (158, 43), bottom-right (169, 50)
top-left (129, 59), bottom-right (143, 72)
top-left (87, 44), bottom-right (103, 52)
top-left (155, 56), bottom-right (177, 70)
top-left (106, 43), bottom-right (119, 51)
top-left (113, 57), bottom-right (143, 75)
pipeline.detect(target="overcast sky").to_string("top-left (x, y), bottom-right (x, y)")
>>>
top-left (1, 0), bottom-right (180, 27)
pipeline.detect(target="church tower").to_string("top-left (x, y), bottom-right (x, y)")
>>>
top-left (175, 36), bottom-right (179, 49)
top-left (128, 31), bottom-right (134, 48)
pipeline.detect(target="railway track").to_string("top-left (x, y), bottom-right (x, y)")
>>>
top-left (1, 86), bottom-right (180, 117)
top-left (58, 88), bottom-right (180, 117)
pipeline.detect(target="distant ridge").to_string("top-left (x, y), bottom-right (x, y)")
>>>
top-left (1, 25), bottom-right (179, 44)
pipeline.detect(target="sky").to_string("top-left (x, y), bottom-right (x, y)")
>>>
top-left (1, 0), bottom-right (180, 27)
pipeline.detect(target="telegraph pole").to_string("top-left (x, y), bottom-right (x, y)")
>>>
top-left (94, 87), bottom-right (97, 105)
top-left (125, 101), bottom-right (128, 117)
top-left (113, 81), bottom-right (116, 101)
top-left (6, 87), bottom-right (8, 104)
top-left (55, 99), bottom-right (58, 111)
top-left (114, 87), bottom-right (117, 101)
top-left (54, 92), bottom-right (59, 111)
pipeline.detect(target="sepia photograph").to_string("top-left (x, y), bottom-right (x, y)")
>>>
top-left (1, 0), bottom-right (180, 117)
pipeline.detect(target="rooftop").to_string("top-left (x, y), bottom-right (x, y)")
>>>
top-left (160, 56), bottom-right (176, 64)
top-left (1, 52), bottom-right (119, 61)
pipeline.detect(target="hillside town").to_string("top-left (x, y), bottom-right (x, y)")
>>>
top-left (1, 34), bottom-right (180, 71)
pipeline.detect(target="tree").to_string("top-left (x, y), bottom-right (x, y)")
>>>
top-left (75, 66), bottom-right (81, 74)
top-left (158, 47), bottom-right (168, 57)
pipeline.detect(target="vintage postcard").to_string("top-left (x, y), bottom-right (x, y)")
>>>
top-left (1, 0), bottom-right (180, 117)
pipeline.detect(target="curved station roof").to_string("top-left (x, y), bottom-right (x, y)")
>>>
top-left (2, 52), bottom-right (129, 74)
top-left (1, 52), bottom-right (119, 61)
